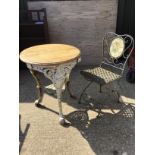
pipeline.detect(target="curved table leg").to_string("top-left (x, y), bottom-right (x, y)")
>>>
top-left (29, 69), bottom-right (44, 107)
top-left (56, 88), bottom-right (65, 125)
top-left (64, 73), bottom-right (77, 99)
top-left (54, 80), bottom-right (66, 125)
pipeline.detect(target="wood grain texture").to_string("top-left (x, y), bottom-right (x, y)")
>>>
top-left (20, 44), bottom-right (80, 65)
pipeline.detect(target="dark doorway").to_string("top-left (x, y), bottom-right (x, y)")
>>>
top-left (116, 0), bottom-right (135, 38)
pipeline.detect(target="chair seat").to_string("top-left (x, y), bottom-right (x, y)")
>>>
top-left (80, 67), bottom-right (121, 84)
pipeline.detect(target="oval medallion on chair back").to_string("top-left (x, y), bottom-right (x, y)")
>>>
top-left (102, 32), bottom-right (134, 75)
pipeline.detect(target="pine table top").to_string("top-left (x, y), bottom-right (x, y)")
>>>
top-left (20, 44), bottom-right (80, 66)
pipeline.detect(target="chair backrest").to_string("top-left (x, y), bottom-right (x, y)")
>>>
top-left (101, 32), bottom-right (134, 75)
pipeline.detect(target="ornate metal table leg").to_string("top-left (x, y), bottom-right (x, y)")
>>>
top-left (52, 78), bottom-right (66, 125)
top-left (35, 60), bottom-right (78, 125)
top-left (55, 87), bottom-right (65, 125)
top-left (29, 69), bottom-right (44, 107)
top-left (63, 70), bottom-right (77, 99)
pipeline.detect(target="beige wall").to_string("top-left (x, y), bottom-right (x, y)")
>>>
top-left (28, 0), bottom-right (118, 66)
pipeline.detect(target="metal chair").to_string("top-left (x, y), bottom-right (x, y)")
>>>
top-left (79, 32), bottom-right (134, 104)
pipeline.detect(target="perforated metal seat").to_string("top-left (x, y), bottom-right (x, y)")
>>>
top-left (81, 67), bottom-right (121, 85)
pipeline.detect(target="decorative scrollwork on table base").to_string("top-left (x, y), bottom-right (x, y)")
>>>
top-left (27, 59), bottom-right (80, 125)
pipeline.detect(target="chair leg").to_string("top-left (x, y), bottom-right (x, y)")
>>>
top-left (99, 84), bottom-right (102, 93)
top-left (78, 81), bottom-right (93, 104)
top-left (112, 89), bottom-right (120, 102)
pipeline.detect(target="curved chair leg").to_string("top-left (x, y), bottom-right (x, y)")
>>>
top-left (112, 81), bottom-right (122, 102)
top-left (78, 81), bottom-right (93, 104)
top-left (99, 84), bottom-right (102, 93)
top-left (29, 69), bottom-right (44, 107)
top-left (112, 89), bottom-right (120, 102)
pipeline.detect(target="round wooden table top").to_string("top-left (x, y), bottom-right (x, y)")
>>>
top-left (20, 44), bottom-right (81, 66)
